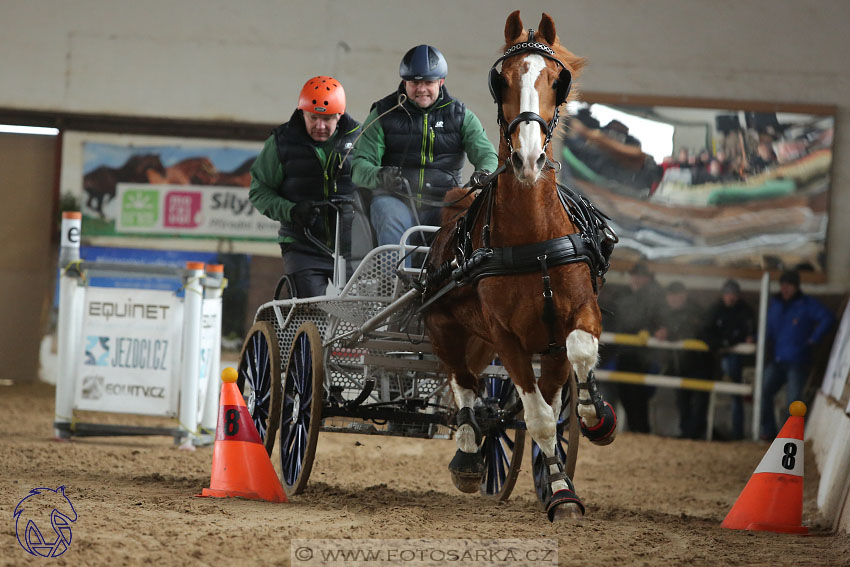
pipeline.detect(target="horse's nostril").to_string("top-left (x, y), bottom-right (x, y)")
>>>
top-left (535, 153), bottom-right (546, 170)
top-left (511, 152), bottom-right (523, 170)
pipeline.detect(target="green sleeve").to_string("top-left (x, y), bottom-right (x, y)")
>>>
top-left (462, 109), bottom-right (499, 172)
top-left (350, 107), bottom-right (386, 190)
top-left (249, 136), bottom-right (294, 223)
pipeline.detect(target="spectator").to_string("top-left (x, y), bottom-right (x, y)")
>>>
top-left (608, 262), bottom-right (666, 433)
top-left (704, 279), bottom-right (755, 440)
top-left (760, 270), bottom-right (834, 439)
top-left (750, 141), bottom-right (777, 174)
top-left (656, 281), bottom-right (711, 439)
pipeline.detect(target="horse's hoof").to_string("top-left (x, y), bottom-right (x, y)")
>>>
top-left (546, 488), bottom-right (585, 522)
top-left (449, 449), bottom-right (483, 493)
top-left (580, 401), bottom-right (617, 446)
top-left (450, 470), bottom-right (483, 493)
top-left (549, 502), bottom-right (584, 521)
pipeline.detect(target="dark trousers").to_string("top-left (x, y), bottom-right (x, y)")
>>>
top-left (721, 354), bottom-right (745, 440)
top-left (280, 243), bottom-right (334, 299)
top-left (614, 349), bottom-right (653, 433)
top-left (676, 389), bottom-right (709, 439)
top-left (760, 360), bottom-right (808, 439)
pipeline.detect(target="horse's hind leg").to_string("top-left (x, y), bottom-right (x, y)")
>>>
top-left (567, 328), bottom-right (617, 446)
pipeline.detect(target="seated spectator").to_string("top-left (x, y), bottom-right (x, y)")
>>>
top-left (749, 142), bottom-right (777, 174)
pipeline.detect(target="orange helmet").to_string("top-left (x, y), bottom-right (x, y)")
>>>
top-left (297, 76), bottom-right (346, 115)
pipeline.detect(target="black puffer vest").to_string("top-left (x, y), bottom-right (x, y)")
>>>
top-left (272, 110), bottom-right (360, 247)
top-left (374, 84), bottom-right (465, 199)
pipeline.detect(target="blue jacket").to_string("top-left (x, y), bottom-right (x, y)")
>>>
top-left (766, 292), bottom-right (833, 364)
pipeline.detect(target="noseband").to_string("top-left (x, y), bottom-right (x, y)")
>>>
top-left (488, 29), bottom-right (573, 154)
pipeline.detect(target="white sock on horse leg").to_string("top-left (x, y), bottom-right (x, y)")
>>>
top-left (451, 376), bottom-right (478, 453)
top-left (567, 330), bottom-right (600, 427)
top-left (519, 386), bottom-right (569, 493)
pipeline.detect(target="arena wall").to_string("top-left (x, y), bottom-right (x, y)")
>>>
top-left (1, 0), bottom-right (849, 287)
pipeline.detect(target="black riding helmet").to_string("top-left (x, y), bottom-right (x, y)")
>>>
top-left (399, 44), bottom-right (448, 80)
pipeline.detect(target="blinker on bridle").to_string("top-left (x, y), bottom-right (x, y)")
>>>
top-left (488, 28), bottom-right (573, 154)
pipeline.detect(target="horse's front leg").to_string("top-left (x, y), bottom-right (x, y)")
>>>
top-left (496, 336), bottom-right (584, 522)
top-left (447, 370), bottom-right (484, 493)
top-left (567, 328), bottom-right (617, 446)
top-left (429, 322), bottom-right (486, 493)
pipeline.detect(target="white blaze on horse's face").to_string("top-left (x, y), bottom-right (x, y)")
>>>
top-left (513, 53), bottom-right (548, 183)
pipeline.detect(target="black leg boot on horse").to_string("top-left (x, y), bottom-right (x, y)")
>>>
top-left (542, 455), bottom-right (585, 522)
top-left (577, 370), bottom-right (617, 445)
top-left (448, 407), bottom-right (484, 492)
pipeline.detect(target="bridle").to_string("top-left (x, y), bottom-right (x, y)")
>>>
top-left (488, 29), bottom-right (572, 155)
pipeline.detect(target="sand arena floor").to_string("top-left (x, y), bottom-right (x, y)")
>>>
top-left (1, 381), bottom-right (848, 566)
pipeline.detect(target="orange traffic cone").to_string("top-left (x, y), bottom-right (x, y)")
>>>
top-left (199, 367), bottom-right (287, 502)
top-left (721, 401), bottom-right (807, 534)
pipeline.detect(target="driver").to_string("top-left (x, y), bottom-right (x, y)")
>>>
top-left (249, 76), bottom-right (361, 297)
top-left (351, 44), bottom-right (498, 246)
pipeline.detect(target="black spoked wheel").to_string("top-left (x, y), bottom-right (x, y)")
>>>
top-left (237, 321), bottom-right (282, 455)
top-left (279, 321), bottom-right (324, 496)
top-left (531, 372), bottom-right (580, 507)
top-left (479, 375), bottom-right (526, 501)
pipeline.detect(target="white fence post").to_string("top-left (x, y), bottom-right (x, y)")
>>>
top-left (54, 212), bottom-right (83, 439)
top-left (178, 261), bottom-right (205, 445)
top-left (200, 263), bottom-right (225, 435)
top-left (752, 271), bottom-right (770, 441)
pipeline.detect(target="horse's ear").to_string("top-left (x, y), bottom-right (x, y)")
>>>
top-left (538, 13), bottom-right (557, 45)
top-left (505, 10), bottom-right (523, 44)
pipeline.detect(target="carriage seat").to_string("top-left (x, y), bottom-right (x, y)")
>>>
top-left (350, 187), bottom-right (378, 264)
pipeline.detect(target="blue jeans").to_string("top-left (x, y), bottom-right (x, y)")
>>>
top-left (370, 195), bottom-right (441, 246)
top-left (721, 354), bottom-right (745, 440)
top-left (370, 195), bottom-right (441, 267)
top-left (760, 360), bottom-right (807, 439)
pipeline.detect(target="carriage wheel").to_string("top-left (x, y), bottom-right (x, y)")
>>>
top-left (279, 321), bottom-right (324, 496)
top-left (237, 321), bottom-right (282, 455)
top-left (479, 376), bottom-right (526, 501)
top-left (531, 372), bottom-right (580, 507)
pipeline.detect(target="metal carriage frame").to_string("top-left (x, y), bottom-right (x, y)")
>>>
top-left (236, 222), bottom-right (580, 504)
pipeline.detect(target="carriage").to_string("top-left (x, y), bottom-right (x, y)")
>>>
top-left (235, 196), bottom-right (580, 506)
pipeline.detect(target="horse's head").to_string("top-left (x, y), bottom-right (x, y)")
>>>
top-left (490, 11), bottom-right (585, 184)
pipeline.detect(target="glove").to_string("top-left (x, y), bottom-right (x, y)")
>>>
top-left (290, 200), bottom-right (319, 229)
top-left (468, 169), bottom-right (492, 188)
top-left (377, 166), bottom-right (403, 191)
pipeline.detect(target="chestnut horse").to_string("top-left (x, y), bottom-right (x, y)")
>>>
top-left (425, 11), bottom-right (616, 522)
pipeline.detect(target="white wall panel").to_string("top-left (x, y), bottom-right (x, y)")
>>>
top-left (1, 0), bottom-right (849, 283)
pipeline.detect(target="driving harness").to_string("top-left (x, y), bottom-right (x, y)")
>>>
top-left (418, 30), bottom-right (617, 357)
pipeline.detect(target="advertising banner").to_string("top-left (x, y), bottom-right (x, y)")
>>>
top-left (74, 288), bottom-right (183, 416)
top-left (115, 183), bottom-right (279, 238)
